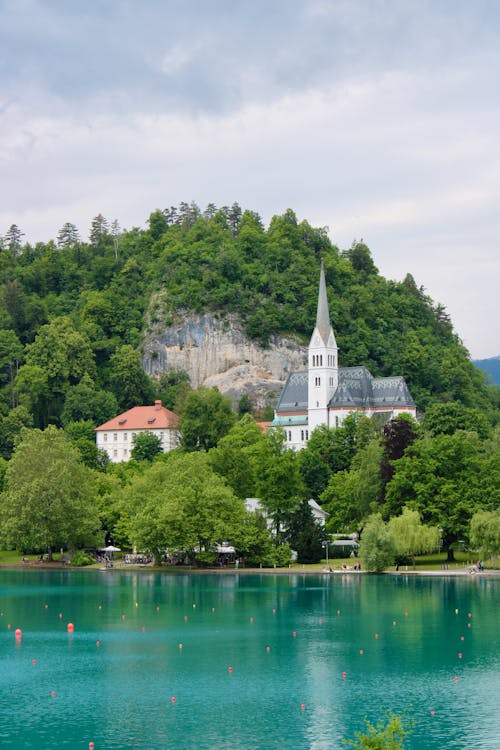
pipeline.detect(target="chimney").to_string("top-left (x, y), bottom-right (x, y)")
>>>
top-left (154, 400), bottom-right (162, 410)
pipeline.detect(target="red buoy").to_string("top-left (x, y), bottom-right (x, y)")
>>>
top-left (178, 643), bottom-right (183, 649)
top-left (430, 710), bottom-right (435, 716)
top-left (50, 690), bottom-right (56, 698)
top-left (228, 666), bottom-right (233, 673)
top-left (458, 653), bottom-right (463, 659)
top-left (292, 631), bottom-right (297, 637)
top-left (15, 628), bottom-right (22, 637)
top-left (96, 641), bottom-right (101, 647)
top-left (32, 659), bottom-right (36, 665)
top-left (342, 671), bottom-right (347, 678)
top-left (89, 743), bottom-right (95, 750)
top-left (359, 649), bottom-right (364, 655)
top-left (266, 646), bottom-right (270, 653)
top-left (171, 696), bottom-right (176, 703)
top-left (300, 703), bottom-right (306, 710)
top-left (454, 676), bottom-right (459, 682)
top-left (67, 623), bottom-right (74, 633)
top-left (374, 633), bottom-right (379, 639)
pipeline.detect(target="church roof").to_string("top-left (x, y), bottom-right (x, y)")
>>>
top-left (275, 367), bottom-right (415, 415)
top-left (315, 260), bottom-right (333, 344)
top-left (275, 371), bottom-right (309, 412)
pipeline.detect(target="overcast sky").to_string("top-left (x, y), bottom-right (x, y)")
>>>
top-left (1, 0), bottom-right (499, 358)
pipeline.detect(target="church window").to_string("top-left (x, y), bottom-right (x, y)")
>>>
top-left (301, 430), bottom-right (304, 441)
top-left (332, 355), bottom-right (335, 366)
top-left (288, 431), bottom-right (292, 442)
top-left (306, 430), bottom-right (309, 440)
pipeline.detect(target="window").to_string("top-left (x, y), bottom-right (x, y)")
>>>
top-left (301, 430), bottom-right (304, 441)
top-left (123, 449), bottom-right (128, 457)
top-left (305, 430), bottom-right (309, 440)
top-left (335, 416), bottom-right (339, 428)
top-left (160, 432), bottom-right (164, 441)
top-left (113, 449), bottom-right (117, 457)
top-left (103, 433), bottom-right (107, 442)
top-left (329, 377), bottom-right (333, 387)
top-left (320, 355), bottom-right (323, 366)
top-left (124, 433), bottom-right (127, 441)
top-left (114, 433), bottom-right (118, 441)
top-left (315, 377), bottom-right (321, 386)
top-left (288, 431), bottom-right (292, 441)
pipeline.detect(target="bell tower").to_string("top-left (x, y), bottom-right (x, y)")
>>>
top-left (307, 260), bottom-right (338, 432)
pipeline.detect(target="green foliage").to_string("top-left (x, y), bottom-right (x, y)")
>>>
top-left (262, 542), bottom-right (293, 568)
top-left (108, 345), bottom-right (155, 410)
top-left (250, 428), bottom-right (303, 538)
top-left (388, 507), bottom-right (441, 564)
top-left (285, 499), bottom-right (326, 563)
top-left (118, 452), bottom-right (245, 563)
top-left (384, 431), bottom-right (498, 559)
top-left (154, 370), bottom-right (190, 411)
top-left (359, 514), bottom-right (395, 572)
top-left (131, 431), bottom-right (163, 462)
top-left (343, 712), bottom-right (413, 749)
top-left (0, 426), bottom-right (99, 554)
top-left (180, 387), bottom-right (236, 452)
top-left (70, 550), bottom-right (95, 567)
top-left (469, 509), bottom-right (500, 559)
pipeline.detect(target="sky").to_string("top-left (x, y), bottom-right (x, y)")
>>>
top-left (1, 0), bottom-right (499, 359)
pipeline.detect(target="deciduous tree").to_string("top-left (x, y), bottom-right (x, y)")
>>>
top-left (0, 426), bottom-right (99, 555)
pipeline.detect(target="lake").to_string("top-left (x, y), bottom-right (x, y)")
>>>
top-left (0, 570), bottom-right (498, 749)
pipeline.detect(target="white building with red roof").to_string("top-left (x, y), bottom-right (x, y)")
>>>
top-left (95, 400), bottom-right (180, 462)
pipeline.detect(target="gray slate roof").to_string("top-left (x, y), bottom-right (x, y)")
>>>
top-left (276, 366), bottom-right (415, 414)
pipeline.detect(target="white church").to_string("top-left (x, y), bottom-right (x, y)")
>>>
top-left (272, 262), bottom-right (417, 450)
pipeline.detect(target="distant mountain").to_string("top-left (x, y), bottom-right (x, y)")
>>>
top-left (474, 356), bottom-right (500, 385)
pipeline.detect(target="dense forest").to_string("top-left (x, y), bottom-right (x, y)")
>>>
top-left (0, 203), bottom-right (498, 567)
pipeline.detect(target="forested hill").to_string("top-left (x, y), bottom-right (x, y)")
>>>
top-left (0, 203), bottom-right (498, 439)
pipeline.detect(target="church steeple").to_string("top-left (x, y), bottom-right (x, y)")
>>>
top-left (308, 260), bottom-right (339, 432)
top-left (316, 260), bottom-right (333, 344)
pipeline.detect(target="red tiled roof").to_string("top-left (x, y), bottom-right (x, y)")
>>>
top-left (95, 401), bottom-right (179, 431)
top-left (256, 421), bottom-right (271, 433)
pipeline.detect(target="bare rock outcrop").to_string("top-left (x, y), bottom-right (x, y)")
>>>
top-left (142, 312), bottom-right (307, 408)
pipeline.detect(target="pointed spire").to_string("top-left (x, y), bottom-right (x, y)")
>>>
top-left (315, 259), bottom-right (332, 343)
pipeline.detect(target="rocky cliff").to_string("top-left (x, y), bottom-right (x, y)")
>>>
top-left (142, 312), bottom-right (307, 408)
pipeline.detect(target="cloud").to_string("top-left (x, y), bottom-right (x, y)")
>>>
top-left (0, 1), bottom-right (499, 357)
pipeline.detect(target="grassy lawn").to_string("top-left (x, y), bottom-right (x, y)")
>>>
top-left (0, 550), bottom-right (497, 571)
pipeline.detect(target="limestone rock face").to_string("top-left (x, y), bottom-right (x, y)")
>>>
top-left (142, 313), bottom-right (307, 408)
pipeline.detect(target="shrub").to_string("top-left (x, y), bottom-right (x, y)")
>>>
top-left (70, 551), bottom-right (95, 567)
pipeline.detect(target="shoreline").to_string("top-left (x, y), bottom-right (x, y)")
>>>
top-left (1, 562), bottom-right (499, 577)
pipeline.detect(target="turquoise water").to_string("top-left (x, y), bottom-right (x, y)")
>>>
top-left (0, 571), bottom-right (498, 749)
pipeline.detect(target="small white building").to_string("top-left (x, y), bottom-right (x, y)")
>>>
top-left (95, 400), bottom-right (180, 462)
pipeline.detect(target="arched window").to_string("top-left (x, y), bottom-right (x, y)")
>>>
top-left (320, 355), bottom-right (323, 366)
top-left (288, 431), bottom-right (292, 442)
